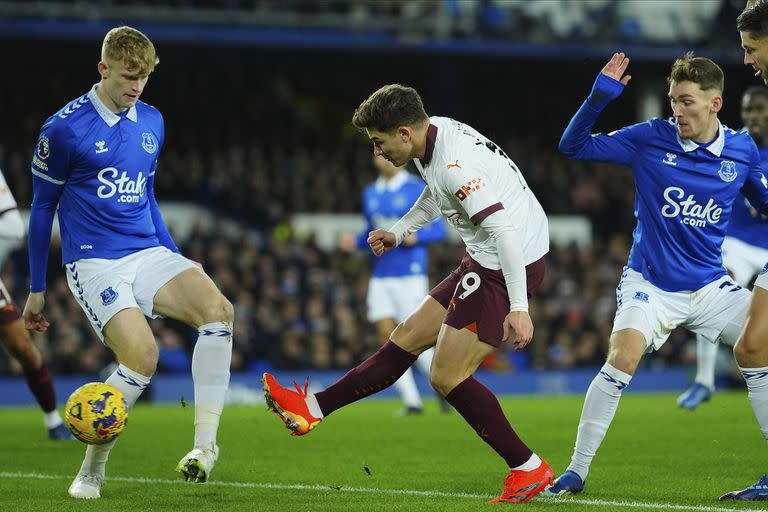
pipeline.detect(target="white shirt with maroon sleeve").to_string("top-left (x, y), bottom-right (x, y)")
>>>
top-left (412, 116), bottom-right (549, 271)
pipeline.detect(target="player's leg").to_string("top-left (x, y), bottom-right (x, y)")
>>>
top-left (677, 334), bottom-right (716, 409)
top-left (685, 241), bottom-right (768, 411)
top-left (263, 295), bottom-right (445, 435)
top-left (693, 272), bottom-right (768, 500)
top-left (428, 324), bottom-right (553, 503)
top-left (400, 274), bottom-right (448, 412)
top-left (367, 278), bottom-right (423, 413)
top-left (734, 286), bottom-right (768, 444)
top-left (64, 258), bottom-right (155, 499)
top-left (0, 277), bottom-right (70, 438)
top-left (551, 268), bottom-right (679, 495)
top-left (0, 314), bottom-right (73, 439)
top-left (376, 317), bottom-right (423, 413)
top-left (70, 308), bottom-right (156, 499)
top-left (720, 291), bottom-right (768, 502)
top-left (553, 327), bottom-right (645, 494)
top-left (150, 264), bottom-right (233, 482)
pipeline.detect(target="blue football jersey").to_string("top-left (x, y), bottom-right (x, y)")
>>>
top-left (560, 74), bottom-right (768, 292)
top-left (726, 146), bottom-right (768, 249)
top-left (357, 170), bottom-right (446, 278)
top-left (29, 84), bottom-right (177, 291)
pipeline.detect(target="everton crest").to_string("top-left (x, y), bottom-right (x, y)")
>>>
top-left (141, 132), bottom-right (157, 154)
top-left (100, 287), bottom-right (118, 306)
top-left (718, 160), bottom-right (737, 183)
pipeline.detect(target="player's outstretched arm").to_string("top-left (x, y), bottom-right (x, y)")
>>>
top-left (22, 292), bottom-right (49, 332)
top-left (559, 52), bottom-right (642, 164)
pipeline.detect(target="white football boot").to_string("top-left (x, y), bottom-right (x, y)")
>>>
top-left (176, 443), bottom-right (219, 483)
top-left (68, 471), bottom-right (105, 499)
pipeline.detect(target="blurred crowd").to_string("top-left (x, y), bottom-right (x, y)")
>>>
top-left (0, 0), bottom-right (744, 47)
top-left (0, 162), bottom-right (697, 378)
top-left (0, 40), bottom-right (738, 378)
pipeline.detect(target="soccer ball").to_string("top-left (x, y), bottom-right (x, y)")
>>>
top-left (64, 382), bottom-right (128, 444)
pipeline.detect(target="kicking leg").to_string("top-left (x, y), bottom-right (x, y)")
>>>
top-left (262, 296), bottom-right (444, 435)
top-left (375, 317), bottom-right (423, 414)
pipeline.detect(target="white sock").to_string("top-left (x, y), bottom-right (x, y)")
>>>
top-left (694, 334), bottom-right (718, 390)
top-left (80, 364), bottom-right (151, 475)
top-left (567, 363), bottom-right (632, 481)
top-left (414, 347), bottom-right (434, 376)
top-left (393, 368), bottom-right (422, 408)
top-left (192, 322), bottom-right (232, 449)
top-left (44, 410), bottom-right (63, 429)
top-left (740, 366), bottom-right (768, 441)
top-left (306, 393), bottom-right (324, 419)
top-left (511, 452), bottom-right (542, 471)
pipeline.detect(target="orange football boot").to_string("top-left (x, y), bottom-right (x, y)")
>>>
top-left (489, 458), bottom-right (554, 503)
top-left (262, 373), bottom-right (321, 436)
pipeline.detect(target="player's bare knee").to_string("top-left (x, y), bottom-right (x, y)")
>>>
top-left (606, 348), bottom-right (639, 376)
top-left (198, 294), bottom-right (234, 326)
top-left (734, 330), bottom-right (768, 365)
top-left (133, 344), bottom-right (159, 376)
top-left (429, 368), bottom-right (460, 397)
top-left (391, 320), bottom-right (435, 354)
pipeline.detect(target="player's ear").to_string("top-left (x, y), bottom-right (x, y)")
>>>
top-left (97, 61), bottom-right (109, 79)
top-left (398, 126), bottom-right (411, 142)
top-left (711, 94), bottom-right (723, 113)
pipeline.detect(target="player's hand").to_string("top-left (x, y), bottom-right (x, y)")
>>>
top-left (402, 233), bottom-right (418, 247)
top-left (502, 310), bottom-right (534, 350)
top-left (23, 292), bottom-right (50, 332)
top-left (367, 230), bottom-right (397, 256)
top-left (601, 52), bottom-right (632, 86)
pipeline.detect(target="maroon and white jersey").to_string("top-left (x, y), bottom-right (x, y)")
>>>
top-left (0, 170), bottom-right (18, 215)
top-left (0, 169), bottom-right (24, 265)
top-left (412, 116), bottom-right (548, 270)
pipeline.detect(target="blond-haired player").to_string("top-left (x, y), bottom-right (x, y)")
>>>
top-left (25, 26), bottom-right (233, 499)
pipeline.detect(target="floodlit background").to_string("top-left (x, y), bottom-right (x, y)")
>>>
top-left (0, 0), bottom-right (755, 398)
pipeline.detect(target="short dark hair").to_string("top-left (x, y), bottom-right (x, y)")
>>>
top-left (744, 84), bottom-right (768, 101)
top-left (351, 84), bottom-right (429, 133)
top-left (666, 52), bottom-right (724, 94)
top-left (738, 0), bottom-right (768, 39)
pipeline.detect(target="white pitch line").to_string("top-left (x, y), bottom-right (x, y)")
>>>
top-left (0, 471), bottom-right (764, 512)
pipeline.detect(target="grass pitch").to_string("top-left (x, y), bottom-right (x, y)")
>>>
top-left (0, 391), bottom-right (766, 512)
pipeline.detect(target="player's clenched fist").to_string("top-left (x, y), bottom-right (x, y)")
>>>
top-left (367, 229), bottom-right (397, 256)
top-left (22, 291), bottom-right (49, 332)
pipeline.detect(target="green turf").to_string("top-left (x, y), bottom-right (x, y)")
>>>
top-left (1, 392), bottom-right (766, 511)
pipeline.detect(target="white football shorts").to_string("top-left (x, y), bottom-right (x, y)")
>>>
top-left (722, 236), bottom-right (768, 286)
top-left (612, 267), bottom-right (751, 350)
top-left (366, 275), bottom-right (429, 323)
top-left (65, 246), bottom-right (197, 341)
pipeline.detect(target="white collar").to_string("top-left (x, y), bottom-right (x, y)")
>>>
top-left (87, 84), bottom-right (137, 127)
top-left (374, 169), bottom-right (409, 192)
top-left (676, 119), bottom-right (725, 157)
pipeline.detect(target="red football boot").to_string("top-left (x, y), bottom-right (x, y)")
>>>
top-left (490, 458), bottom-right (554, 503)
top-left (262, 373), bottom-right (321, 436)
